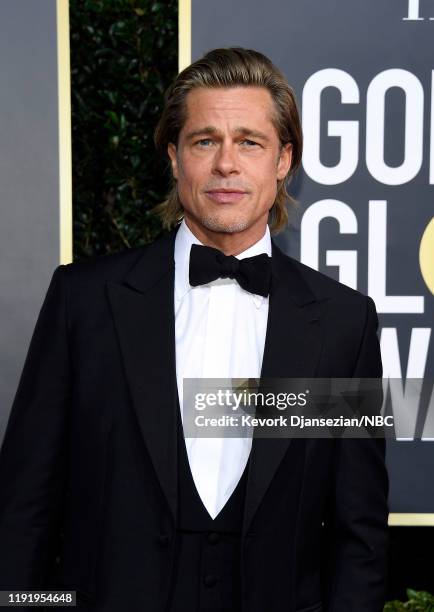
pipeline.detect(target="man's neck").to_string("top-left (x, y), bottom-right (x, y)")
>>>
top-left (184, 216), bottom-right (268, 256)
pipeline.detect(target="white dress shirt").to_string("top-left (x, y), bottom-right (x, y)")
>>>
top-left (174, 219), bottom-right (271, 518)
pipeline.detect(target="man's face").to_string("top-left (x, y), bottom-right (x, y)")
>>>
top-left (167, 86), bottom-right (292, 241)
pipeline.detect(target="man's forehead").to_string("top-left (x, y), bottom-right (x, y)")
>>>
top-left (185, 85), bottom-right (273, 107)
top-left (181, 86), bottom-right (277, 130)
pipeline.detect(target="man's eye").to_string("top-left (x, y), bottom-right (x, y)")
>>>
top-left (240, 139), bottom-right (259, 147)
top-left (196, 139), bottom-right (213, 147)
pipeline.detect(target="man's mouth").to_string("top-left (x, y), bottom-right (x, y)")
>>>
top-left (205, 189), bottom-right (247, 203)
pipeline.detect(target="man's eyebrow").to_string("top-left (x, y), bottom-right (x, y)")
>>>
top-left (184, 126), bottom-right (271, 142)
top-left (234, 127), bottom-right (270, 141)
top-left (184, 126), bottom-right (219, 140)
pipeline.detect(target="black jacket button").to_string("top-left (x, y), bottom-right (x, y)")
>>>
top-left (208, 532), bottom-right (220, 545)
top-left (203, 574), bottom-right (218, 588)
top-left (158, 534), bottom-right (170, 547)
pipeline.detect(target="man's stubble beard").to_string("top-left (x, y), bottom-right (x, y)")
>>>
top-left (199, 214), bottom-right (251, 234)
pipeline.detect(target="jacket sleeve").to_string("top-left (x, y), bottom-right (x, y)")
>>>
top-left (324, 296), bottom-right (389, 612)
top-left (0, 265), bottom-right (71, 589)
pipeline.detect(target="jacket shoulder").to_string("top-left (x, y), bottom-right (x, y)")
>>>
top-left (66, 245), bottom-right (146, 278)
top-left (60, 232), bottom-right (170, 289)
top-left (282, 251), bottom-right (371, 307)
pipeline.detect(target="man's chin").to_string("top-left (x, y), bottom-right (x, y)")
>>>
top-left (199, 216), bottom-right (251, 234)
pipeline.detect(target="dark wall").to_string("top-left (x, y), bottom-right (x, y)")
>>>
top-left (0, 0), bottom-right (60, 442)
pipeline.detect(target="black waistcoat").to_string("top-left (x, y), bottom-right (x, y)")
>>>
top-left (166, 407), bottom-right (250, 612)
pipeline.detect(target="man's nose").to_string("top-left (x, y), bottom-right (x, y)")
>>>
top-left (212, 142), bottom-right (240, 176)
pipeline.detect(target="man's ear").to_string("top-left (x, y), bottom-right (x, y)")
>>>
top-left (167, 143), bottom-right (178, 180)
top-left (276, 143), bottom-right (293, 180)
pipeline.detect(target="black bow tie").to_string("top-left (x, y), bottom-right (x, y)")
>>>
top-left (189, 244), bottom-right (272, 297)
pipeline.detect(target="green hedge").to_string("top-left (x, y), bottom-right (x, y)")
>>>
top-left (70, 0), bottom-right (177, 260)
top-left (385, 589), bottom-right (434, 611)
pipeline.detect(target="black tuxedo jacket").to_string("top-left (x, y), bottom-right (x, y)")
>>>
top-left (0, 227), bottom-right (388, 612)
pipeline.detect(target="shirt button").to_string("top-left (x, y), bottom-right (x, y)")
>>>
top-left (203, 574), bottom-right (218, 588)
top-left (208, 532), bottom-right (220, 545)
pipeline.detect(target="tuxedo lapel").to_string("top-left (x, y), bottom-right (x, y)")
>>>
top-left (106, 230), bottom-right (179, 523)
top-left (242, 242), bottom-right (325, 536)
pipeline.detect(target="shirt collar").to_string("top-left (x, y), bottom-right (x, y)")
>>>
top-left (174, 219), bottom-right (272, 308)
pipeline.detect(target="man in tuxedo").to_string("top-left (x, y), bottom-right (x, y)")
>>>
top-left (0, 47), bottom-right (388, 611)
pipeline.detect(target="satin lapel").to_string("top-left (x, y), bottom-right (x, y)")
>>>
top-left (106, 230), bottom-right (178, 523)
top-left (243, 243), bottom-right (325, 536)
